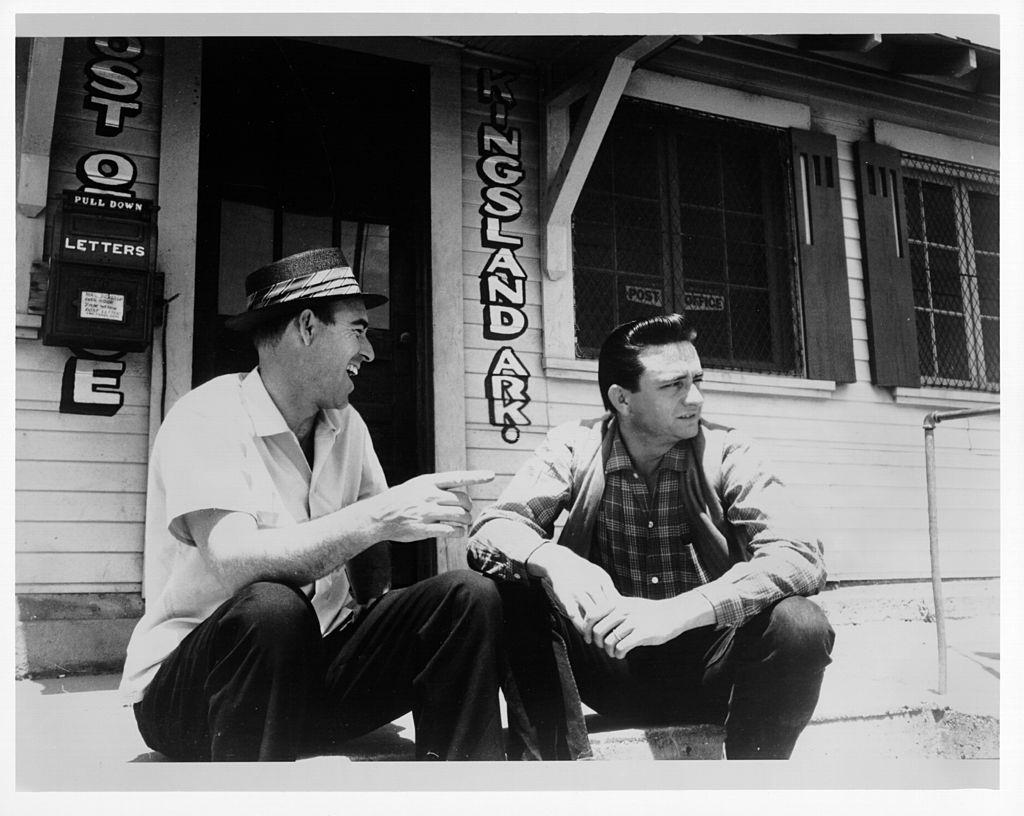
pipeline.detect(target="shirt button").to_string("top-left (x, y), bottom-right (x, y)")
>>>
top-left (632, 473), bottom-right (639, 479)
top-left (513, 573), bottom-right (521, 581)
top-left (648, 520), bottom-right (654, 529)
top-left (651, 576), bottom-right (660, 584)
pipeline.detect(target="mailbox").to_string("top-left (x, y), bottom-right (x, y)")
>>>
top-left (42, 190), bottom-right (160, 352)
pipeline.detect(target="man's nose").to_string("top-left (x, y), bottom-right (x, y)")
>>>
top-left (360, 334), bottom-right (375, 363)
top-left (685, 383), bottom-right (704, 406)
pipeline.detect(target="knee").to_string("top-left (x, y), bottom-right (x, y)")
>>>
top-left (762, 596), bottom-right (835, 671)
top-left (224, 581), bottom-right (321, 657)
top-left (437, 569), bottom-right (503, 627)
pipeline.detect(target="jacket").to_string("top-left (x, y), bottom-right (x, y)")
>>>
top-left (470, 414), bottom-right (827, 630)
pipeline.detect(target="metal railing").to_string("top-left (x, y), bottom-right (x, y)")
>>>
top-left (923, 406), bottom-right (1000, 694)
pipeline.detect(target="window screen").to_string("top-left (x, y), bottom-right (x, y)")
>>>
top-left (572, 100), bottom-right (801, 375)
top-left (903, 155), bottom-right (999, 391)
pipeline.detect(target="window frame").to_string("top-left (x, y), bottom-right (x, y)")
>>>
top-left (902, 159), bottom-right (999, 392)
top-left (854, 120), bottom-right (998, 406)
top-left (540, 72), bottom-right (838, 399)
top-left (571, 102), bottom-right (803, 374)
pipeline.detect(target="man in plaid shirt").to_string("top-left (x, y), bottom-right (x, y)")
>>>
top-left (468, 314), bottom-right (835, 759)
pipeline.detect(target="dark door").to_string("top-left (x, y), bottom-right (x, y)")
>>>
top-left (193, 37), bottom-right (434, 585)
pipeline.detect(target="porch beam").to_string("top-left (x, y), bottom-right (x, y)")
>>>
top-left (799, 34), bottom-right (883, 53)
top-left (893, 44), bottom-right (978, 78)
top-left (542, 35), bottom-right (673, 281)
top-left (544, 35), bottom-right (680, 109)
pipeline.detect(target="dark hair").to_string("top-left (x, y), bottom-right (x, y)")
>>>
top-left (598, 313), bottom-right (698, 413)
top-left (249, 300), bottom-right (339, 348)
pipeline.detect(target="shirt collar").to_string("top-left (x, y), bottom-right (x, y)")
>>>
top-left (604, 425), bottom-right (689, 475)
top-left (240, 368), bottom-right (346, 438)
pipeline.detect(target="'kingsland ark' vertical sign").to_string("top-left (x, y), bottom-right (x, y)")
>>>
top-left (476, 68), bottom-right (531, 445)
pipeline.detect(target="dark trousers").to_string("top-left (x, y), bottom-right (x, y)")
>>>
top-left (133, 570), bottom-right (507, 761)
top-left (554, 595), bottom-right (836, 759)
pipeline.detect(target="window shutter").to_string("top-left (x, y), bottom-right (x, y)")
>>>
top-left (853, 140), bottom-right (920, 388)
top-left (789, 129), bottom-right (856, 383)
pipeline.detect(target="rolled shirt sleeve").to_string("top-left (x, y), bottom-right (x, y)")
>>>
top-left (468, 427), bottom-right (576, 582)
top-left (155, 403), bottom-right (263, 546)
top-left (695, 431), bottom-right (827, 629)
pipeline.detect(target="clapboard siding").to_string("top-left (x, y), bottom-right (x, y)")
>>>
top-left (463, 269), bottom-right (542, 303)
top-left (17, 521), bottom-right (146, 553)
top-left (15, 36), bottom-right (162, 596)
top-left (51, 135), bottom-right (160, 182)
top-left (16, 460), bottom-right (148, 493)
top-left (465, 369), bottom-right (550, 404)
top-left (16, 369), bottom-right (151, 408)
top-left (461, 178), bottom-right (542, 216)
top-left (20, 583), bottom-right (142, 595)
top-left (836, 138), bottom-right (871, 375)
top-left (51, 117), bottom-right (161, 161)
top-left (17, 491), bottom-right (147, 523)
top-left (56, 37), bottom-right (164, 128)
top-left (16, 429), bottom-right (150, 463)
top-left (16, 406), bottom-right (150, 435)
top-left (464, 301), bottom-right (543, 331)
top-left (16, 552), bottom-right (144, 586)
top-left (462, 226), bottom-right (540, 260)
top-left (16, 340), bottom-right (153, 376)
top-left (54, 91), bottom-right (163, 135)
top-left (15, 339), bottom-right (151, 593)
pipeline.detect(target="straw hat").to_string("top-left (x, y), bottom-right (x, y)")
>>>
top-left (224, 247), bottom-right (387, 333)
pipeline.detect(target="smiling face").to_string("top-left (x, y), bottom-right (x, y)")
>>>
top-left (615, 341), bottom-right (704, 445)
top-left (306, 298), bottom-right (375, 410)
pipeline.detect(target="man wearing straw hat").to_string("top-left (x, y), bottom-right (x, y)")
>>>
top-left (119, 247), bottom-right (511, 761)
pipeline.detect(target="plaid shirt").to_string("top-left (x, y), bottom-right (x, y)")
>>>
top-left (468, 418), bottom-right (826, 629)
top-left (594, 432), bottom-right (710, 600)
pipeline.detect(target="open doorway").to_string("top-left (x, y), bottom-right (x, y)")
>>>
top-left (193, 37), bottom-right (434, 585)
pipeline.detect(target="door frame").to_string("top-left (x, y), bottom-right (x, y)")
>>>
top-left (150, 35), bottom-right (469, 575)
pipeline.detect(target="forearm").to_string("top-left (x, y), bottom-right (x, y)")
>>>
top-left (198, 504), bottom-right (386, 593)
top-left (524, 539), bottom-right (588, 578)
top-left (202, 469), bottom-right (487, 593)
top-left (665, 589), bottom-right (717, 630)
top-left (697, 543), bottom-right (826, 629)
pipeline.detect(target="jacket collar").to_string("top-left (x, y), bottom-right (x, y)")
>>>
top-left (604, 422), bottom-right (690, 475)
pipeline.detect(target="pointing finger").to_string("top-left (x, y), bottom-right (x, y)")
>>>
top-left (435, 491), bottom-right (474, 512)
top-left (433, 470), bottom-right (495, 489)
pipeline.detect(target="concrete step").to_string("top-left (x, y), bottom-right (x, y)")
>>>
top-left (812, 578), bottom-right (999, 625)
top-left (15, 586), bottom-right (1000, 785)
top-left (585, 720), bottom-right (724, 760)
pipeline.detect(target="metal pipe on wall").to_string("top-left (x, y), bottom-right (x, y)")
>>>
top-left (922, 405), bottom-right (999, 695)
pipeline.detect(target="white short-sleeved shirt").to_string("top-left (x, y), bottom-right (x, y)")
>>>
top-left (118, 368), bottom-right (388, 705)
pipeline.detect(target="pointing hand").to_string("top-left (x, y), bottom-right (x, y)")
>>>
top-left (362, 470), bottom-right (495, 541)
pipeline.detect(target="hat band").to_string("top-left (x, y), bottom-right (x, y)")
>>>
top-left (246, 266), bottom-right (362, 310)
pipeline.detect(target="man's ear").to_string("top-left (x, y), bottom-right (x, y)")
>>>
top-left (607, 384), bottom-right (630, 415)
top-left (295, 309), bottom-right (316, 347)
